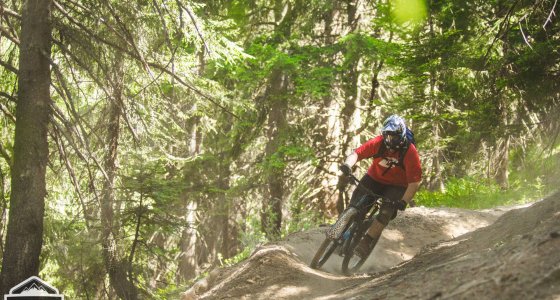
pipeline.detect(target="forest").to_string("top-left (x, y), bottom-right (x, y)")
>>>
top-left (0, 0), bottom-right (559, 299)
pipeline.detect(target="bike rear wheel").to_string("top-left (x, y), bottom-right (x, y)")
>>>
top-left (309, 237), bottom-right (339, 269)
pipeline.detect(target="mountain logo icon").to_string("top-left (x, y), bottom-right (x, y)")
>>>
top-left (4, 276), bottom-right (63, 299)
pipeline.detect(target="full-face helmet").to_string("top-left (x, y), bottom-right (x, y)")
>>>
top-left (382, 115), bottom-right (407, 150)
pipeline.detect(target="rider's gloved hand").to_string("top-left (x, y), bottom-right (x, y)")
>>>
top-left (339, 163), bottom-right (352, 176)
top-left (395, 199), bottom-right (408, 211)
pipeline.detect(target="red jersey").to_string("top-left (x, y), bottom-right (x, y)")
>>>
top-left (354, 135), bottom-right (422, 187)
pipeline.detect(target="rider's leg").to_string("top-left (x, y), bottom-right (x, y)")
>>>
top-left (354, 185), bottom-right (406, 258)
top-left (354, 206), bottom-right (392, 258)
top-left (330, 175), bottom-right (381, 239)
top-left (348, 174), bottom-right (382, 207)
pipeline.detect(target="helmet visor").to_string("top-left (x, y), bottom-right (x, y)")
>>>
top-left (383, 131), bottom-right (403, 148)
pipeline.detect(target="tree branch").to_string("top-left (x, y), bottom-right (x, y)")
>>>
top-left (518, 21), bottom-right (533, 49)
top-left (0, 4), bottom-right (21, 20)
top-left (543, 0), bottom-right (558, 29)
top-left (99, 0), bottom-right (154, 76)
top-left (50, 106), bottom-right (112, 184)
top-left (482, 0), bottom-right (520, 64)
top-left (0, 91), bottom-right (16, 103)
top-left (53, 0), bottom-right (238, 119)
top-left (0, 142), bottom-right (11, 168)
top-left (0, 102), bottom-right (16, 123)
top-left (177, 0), bottom-right (211, 55)
top-left (50, 127), bottom-right (91, 229)
top-left (128, 195), bottom-right (143, 269)
top-left (0, 59), bottom-right (18, 74)
top-left (0, 25), bottom-right (19, 45)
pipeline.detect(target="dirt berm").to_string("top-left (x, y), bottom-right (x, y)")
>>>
top-left (183, 191), bottom-right (560, 299)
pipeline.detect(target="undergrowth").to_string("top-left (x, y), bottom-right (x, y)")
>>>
top-left (415, 176), bottom-right (546, 209)
top-left (417, 145), bottom-right (560, 209)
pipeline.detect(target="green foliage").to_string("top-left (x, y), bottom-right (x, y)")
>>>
top-left (222, 245), bottom-right (253, 266)
top-left (417, 145), bottom-right (560, 209)
top-left (261, 142), bottom-right (315, 172)
top-left (227, 214), bottom-right (267, 264)
top-left (41, 202), bottom-right (105, 298)
top-left (416, 177), bottom-right (503, 209)
top-left (416, 174), bottom-right (549, 210)
top-left (284, 181), bottom-right (324, 234)
top-left (1, 0), bottom-right (559, 297)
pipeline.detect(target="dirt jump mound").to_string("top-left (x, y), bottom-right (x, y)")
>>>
top-left (183, 191), bottom-right (560, 300)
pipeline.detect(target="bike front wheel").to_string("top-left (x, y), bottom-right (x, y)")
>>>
top-left (341, 225), bottom-right (369, 275)
top-left (309, 237), bottom-right (339, 269)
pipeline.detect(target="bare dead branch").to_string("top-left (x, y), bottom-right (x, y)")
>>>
top-left (0, 25), bottom-right (19, 45)
top-left (152, 0), bottom-right (174, 52)
top-left (53, 0), bottom-right (238, 119)
top-left (0, 102), bottom-right (16, 123)
top-left (0, 142), bottom-right (11, 167)
top-left (0, 4), bottom-right (21, 19)
top-left (50, 104), bottom-right (112, 183)
top-left (176, 0), bottom-right (211, 55)
top-left (99, 0), bottom-right (154, 77)
top-left (543, 0), bottom-right (558, 29)
top-left (519, 21), bottom-right (534, 49)
top-left (55, 38), bottom-right (141, 146)
top-left (0, 59), bottom-right (18, 74)
top-left (50, 126), bottom-right (91, 229)
top-left (482, 0), bottom-right (520, 64)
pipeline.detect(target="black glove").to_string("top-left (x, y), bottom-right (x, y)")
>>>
top-left (339, 164), bottom-right (352, 176)
top-left (395, 199), bottom-right (408, 211)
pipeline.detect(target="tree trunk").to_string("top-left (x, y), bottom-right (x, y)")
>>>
top-left (0, 0), bottom-right (52, 294)
top-left (426, 8), bottom-right (445, 192)
top-left (100, 57), bottom-right (138, 300)
top-left (261, 0), bottom-right (297, 239)
top-left (429, 68), bottom-right (444, 191)
top-left (495, 4), bottom-right (511, 189)
top-left (496, 136), bottom-right (510, 189)
top-left (217, 162), bottom-right (235, 258)
top-left (177, 45), bottom-right (205, 282)
top-left (312, 2), bottom-right (338, 215)
top-left (336, 4), bottom-right (363, 214)
top-left (262, 68), bottom-right (288, 239)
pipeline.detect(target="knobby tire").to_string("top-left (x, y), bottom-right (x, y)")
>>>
top-left (309, 237), bottom-right (337, 269)
top-left (310, 213), bottom-right (357, 269)
top-left (341, 221), bottom-right (369, 275)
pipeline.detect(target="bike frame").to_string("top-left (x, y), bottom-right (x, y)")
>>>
top-left (310, 173), bottom-right (397, 272)
top-left (340, 174), bottom-right (397, 274)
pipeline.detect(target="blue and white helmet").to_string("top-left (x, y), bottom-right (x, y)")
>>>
top-left (382, 114), bottom-right (407, 149)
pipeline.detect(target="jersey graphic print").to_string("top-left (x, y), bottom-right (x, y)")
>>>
top-left (354, 135), bottom-right (422, 187)
top-left (379, 157), bottom-right (399, 169)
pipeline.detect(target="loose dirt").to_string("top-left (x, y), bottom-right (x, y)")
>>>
top-left (183, 191), bottom-right (560, 300)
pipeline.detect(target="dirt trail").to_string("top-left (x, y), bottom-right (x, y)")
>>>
top-left (183, 191), bottom-right (560, 300)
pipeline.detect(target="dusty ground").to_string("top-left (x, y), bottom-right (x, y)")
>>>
top-left (183, 191), bottom-right (560, 300)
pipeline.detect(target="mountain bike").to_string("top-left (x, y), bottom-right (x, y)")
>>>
top-left (309, 174), bottom-right (395, 275)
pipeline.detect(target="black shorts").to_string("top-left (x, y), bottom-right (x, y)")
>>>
top-left (349, 174), bottom-right (406, 225)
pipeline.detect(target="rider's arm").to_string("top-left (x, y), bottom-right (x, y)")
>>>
top-left (402, 181), bottom-right (420, 204)
top-left (344, 152), bottom-right (359, 168)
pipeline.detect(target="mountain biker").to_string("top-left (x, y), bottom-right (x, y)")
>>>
top-left (339, 114), bottom-right (422, 259)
